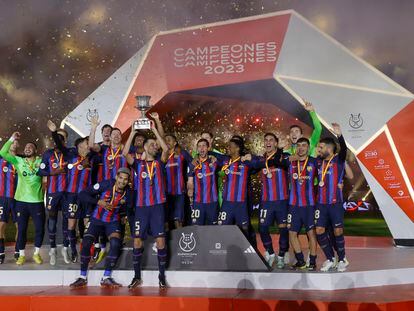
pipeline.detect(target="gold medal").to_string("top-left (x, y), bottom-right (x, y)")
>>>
top-left (319, 154), bottom-right (336, 188)
top-left (267, 172), bottom-right (272, 179)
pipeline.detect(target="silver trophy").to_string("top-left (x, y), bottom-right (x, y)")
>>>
top-left (134, 95), bottom-right (151, 130)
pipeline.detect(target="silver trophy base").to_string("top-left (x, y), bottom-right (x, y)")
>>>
top-left (134, 118), bottom-right (151, 130)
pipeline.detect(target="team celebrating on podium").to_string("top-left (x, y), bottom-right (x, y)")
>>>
top-left (0, 101), bottom-right (352, 289)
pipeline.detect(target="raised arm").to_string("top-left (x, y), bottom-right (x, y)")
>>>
top-left (149, 112), bottom-right (165, 138)
top-left (47, 120), bottom-right (70, 156)
top-left (332, 123), bottom-right (347, 162)
top-left (304, 100), bottom-right (322, 157)
top-left (0, 132), bottom-right (19, 165)
top-left (151, 121), bottom-right (168, 162)
top-left (123, 125), bottom-right (136, 166)
top-left (88, 115), bottom-right (101, 153)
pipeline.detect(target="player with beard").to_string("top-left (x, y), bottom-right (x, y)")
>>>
top-left (285, 101), bottom-right (322, 157)
top-left (38, 128), bottom-right (70, 264)
top-left (47, 120), bottom-right (95, 264)
top-left (123, 121), bottom-right (169, 289)
top-left (70, 168), bottom-right (132, 288)
top-left (0, 132), bottom-right (45, 265)
top-left (316, 141), bottom-right (353, 269)
top-left (315, 123), bottom-right (349, 272)
top-left (0, 139), bottom-right (19, 263)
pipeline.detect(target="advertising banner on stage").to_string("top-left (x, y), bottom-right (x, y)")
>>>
top-left (96, 226), bottom-right (269, 272)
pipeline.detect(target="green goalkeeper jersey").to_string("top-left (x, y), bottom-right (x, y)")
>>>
top-left (0, 140), bottom-right (44, 203)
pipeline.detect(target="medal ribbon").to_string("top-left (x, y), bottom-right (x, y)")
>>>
top-left (109, 146), bottom-right (121, 161)
top-left (145, 161), bottom-right (155, 183)
top-left (265, 151), bottom-right (276, 174)
top-left (297, 156), bottom-right (309, 180)
top-left (53, 151), bottom-right (63, 169)
top-left (109, 185), bottom-right (126, 205)
top-left (195, 157), bottom-right (208, 170)
top-left (25, 158), bottom-right (37, 173)
top-left (221, 157), bottom-right (240, 172)
top-left (70, 155), bottom-right (85, 168)
top-left (320, 154), bottom-right (336, 184)
top-left (168, 151), bottom-right (175, 161)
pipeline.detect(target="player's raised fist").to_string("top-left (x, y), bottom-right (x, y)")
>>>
top-left (11, 132), bottom-right (21, 140)
top-left (332, 123), bottom-right (342, 136)
top-left (47, 120), bottom-right (57, 132)
top-left (90, 115), bottom-right (101, 128)
top-left (303, 100), bottom-right (314, 112)
top-left (149, 112), bottom-right (159, 120)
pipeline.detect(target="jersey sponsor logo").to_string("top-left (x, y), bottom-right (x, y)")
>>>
top-left (165, 162), bottom-right (179, 167)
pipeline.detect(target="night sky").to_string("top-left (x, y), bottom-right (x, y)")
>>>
top-left (1, 0), bottom-right (413, 148)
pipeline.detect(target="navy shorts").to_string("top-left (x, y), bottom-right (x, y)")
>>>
top-left (218, 201), bottom-right (249, 226)
top-left (315, 203), bottom-right (345, 228)
top-left (287, 205), bottom-right (315, 232)
top-left (191, 202), bottom-right (219, 225)
top-left (134, 204), bottom-right (165, 240)
top-left (45, 192), bottom-right (65, 215)
top-left (0, 197), bottom-right (17, 223)
top-left (259, 200), bottom-right (288, 227)
top-left (63, 193), bottom-right (83, 219)
top-left (166, 194), bottom-right (185, 222)
top-left (84, 219), bottom-right (121, 239)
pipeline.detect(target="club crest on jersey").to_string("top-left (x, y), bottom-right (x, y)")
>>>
top-left (141, 172), bottom-right (148, 179)
top-left (120, 199), bottom-right (126, 205)
top-left (77, 165), bottom-right (84, 170)
top-left (197, 172), bottom-right (203, 179)
top-left (52, 163), bottom-right (59, 169)
top-left (307, 166), bottom-right (313, 172)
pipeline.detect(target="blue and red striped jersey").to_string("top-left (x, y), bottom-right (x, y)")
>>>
top-left (189, 158), bottom-right (220, 204)
top-left (66, 149), bottom-right (93, 194)
top-left (164, 150), bottom-right (191, 195)
top-left (317, 135), bottom-right (348, 204)
top-left (221, 157), bottom-right (252, 203)
top-left (288, 157), bottom-right (318, 207)
top-left (133, 159), bottom-right (166, 207)
top-left (38, 149), bottom-right (67, 194)
top-left (257, 153), bottom-right (289, 202)
top-left (79, 179), bottom-right (131, 223)
top-left (98, 145), bottom-right (128, 181)
top-left (0, 157), bottom-right (17, 198)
